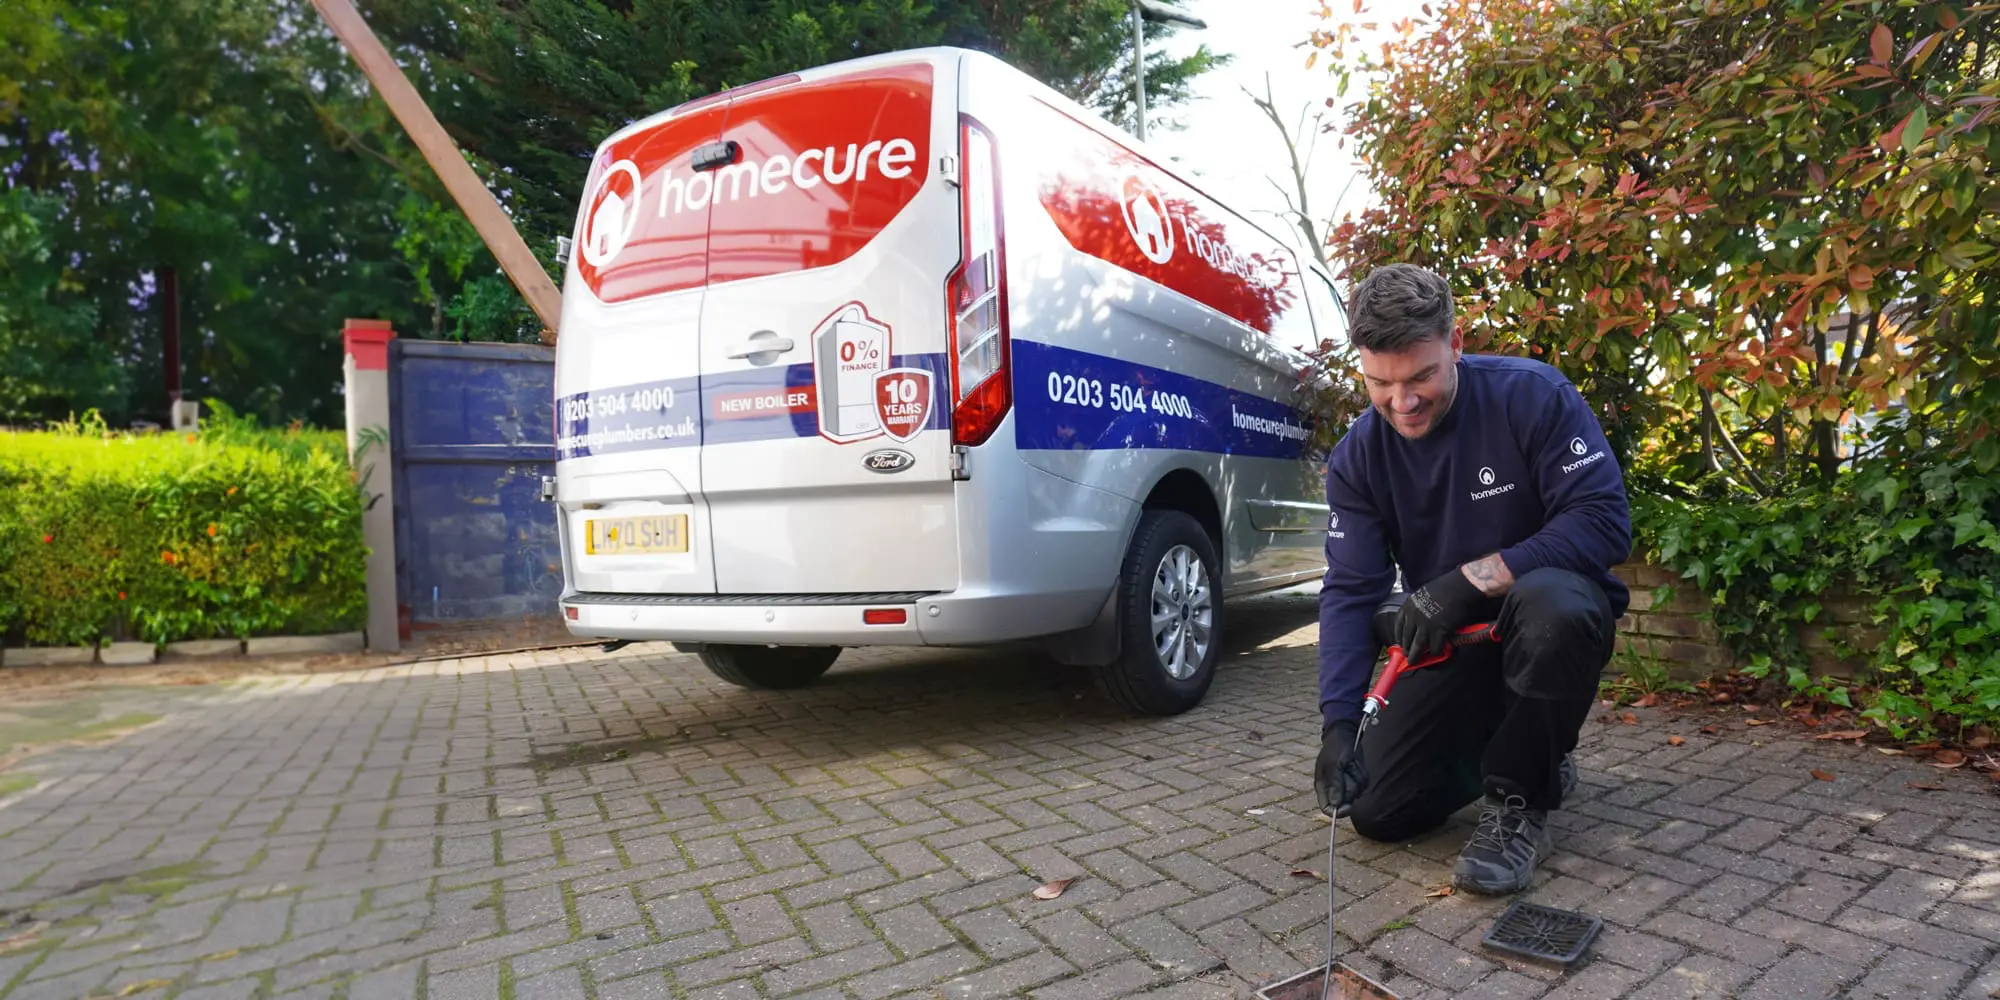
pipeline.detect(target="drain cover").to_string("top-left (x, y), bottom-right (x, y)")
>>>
top-left (1480, 901), bottom-right (1602, 964)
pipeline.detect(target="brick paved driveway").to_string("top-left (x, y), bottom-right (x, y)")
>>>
top-left (2, 588), bottom-right (1996, 999)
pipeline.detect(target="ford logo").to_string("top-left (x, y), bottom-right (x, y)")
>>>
top-left (863, 449), bottom-right (914, 474)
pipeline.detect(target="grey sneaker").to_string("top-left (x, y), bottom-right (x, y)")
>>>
top-left (1452, 793), bottom-right (1550, 895)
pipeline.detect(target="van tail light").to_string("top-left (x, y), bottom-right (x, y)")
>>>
top-left (946, 114), bottom-right (1010, 447)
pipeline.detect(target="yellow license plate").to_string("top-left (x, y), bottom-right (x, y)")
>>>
top-left (585, 513), bottom-right (688, 556)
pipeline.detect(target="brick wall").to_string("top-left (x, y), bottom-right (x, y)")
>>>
top-left (1611, 563), bottom-right (1885, 680)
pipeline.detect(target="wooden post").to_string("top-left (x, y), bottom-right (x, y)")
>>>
top-left (307, 0), bottom-right (563, 343)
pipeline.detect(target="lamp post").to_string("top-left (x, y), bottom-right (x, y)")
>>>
top-left (1130, 0), bottom-right (1207, 141)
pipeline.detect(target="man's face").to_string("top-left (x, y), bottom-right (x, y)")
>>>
top-left (1356, 328), bottom-right (1463, 440)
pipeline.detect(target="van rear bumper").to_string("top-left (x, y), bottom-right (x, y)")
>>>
top-left (561, 586), bottom-right (1108, 647)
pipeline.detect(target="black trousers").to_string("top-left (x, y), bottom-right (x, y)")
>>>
top-left (1347, 567), bottom-right (1617, 844)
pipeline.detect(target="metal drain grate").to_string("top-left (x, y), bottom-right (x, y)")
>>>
top-left (1480, 901), bottom-right (1603, 964)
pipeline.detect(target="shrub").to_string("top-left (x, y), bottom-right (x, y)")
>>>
top-left (0, 407), bottom-right (367, 647)
top-left (1634, 411), bottom-right (2000, 741)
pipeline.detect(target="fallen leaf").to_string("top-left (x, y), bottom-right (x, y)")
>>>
top-left (104, 982), bottom-right (176, 999)
top-left (1291, 868), bottom-right (1327, 881)
top-left (1970, 735), bottom-right (1993, 751)
top-left (1874, 747), bottom-right (1906, 756)
top-left (1426, 885), bottom-right (1455, 898)
top-left (1907, 782), bottom-right (1945, 791)
top-left (0, 922), bottom-right (47, 956)
top-left (1033, 877), bottom-right (1078, 900)
top-left (1701, 725), bottom-right (1721, 735)
top-left (1811, 769), bottom-right (1836, 781)
top-left (1619, 713), bottom-right (1639, 726)
top-left (1930, 759), bottom-right (1967, 771)
top-left (1668, 736), bottom-right (1686, 747)
top-left (1746, 719), bottom-right (1772, 727)
top-left (1933, 749), bottom-right (1967, 766)
top-left (1711, 692), bottom-right (1733, 704)
top-left (1815, 730), bottom-right (1869, 741)
top-left (1632, 692), bottom-right (1660, 709)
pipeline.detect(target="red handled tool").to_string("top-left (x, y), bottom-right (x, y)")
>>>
top-left (1359, 621), bottom-right (1501, 728)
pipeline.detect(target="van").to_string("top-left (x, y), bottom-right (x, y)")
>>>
top-left (551, 45), bottom-right (1348, 715)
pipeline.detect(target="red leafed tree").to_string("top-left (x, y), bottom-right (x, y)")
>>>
top-left (1305, 0), bottom-right (2000, 489)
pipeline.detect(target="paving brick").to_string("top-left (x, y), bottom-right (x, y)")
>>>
top-left (1674, 873), bottom-right (1778, 923)
top-left (1853, 869), bottom-right (1959, 919)
top-left (1538, 961), bottom-right (1651, 1000)
top-left (1642, 911), bottom-right (1787, 968)
top-left (1736, 948), bottom-right (1864, 1000)
top-left (1730, 908), bottom-right (1888, 965)
top-left (936, 949), bottom-right (1076, 1000)
top-left (1831, 907), bottom-right (1991, 964)
top-left (1850, 949), bottom-right (1976, 1000)
top-left (1030, 908), bottom-right (1131, 969)
top-left (1627, 953), bottom-right (1758, 1000)
top-left (1026, 956), bottom-right (1165, 999)
top-left (845, 944), bottom-right (983, 1000)
top-left (1367, 926), bottom-right (1493, 991)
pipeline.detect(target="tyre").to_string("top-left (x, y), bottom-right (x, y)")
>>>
top-left (1090, 509), bottom-right (1224, 715)
top-left (697, 644), bottom-right (842, 690)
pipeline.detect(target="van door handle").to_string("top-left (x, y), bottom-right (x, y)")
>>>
top-left (725, 332), bottom-right (794, 362)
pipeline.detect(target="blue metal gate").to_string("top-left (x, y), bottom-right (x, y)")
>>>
top-left (387, 339), bottom-right (560, 625)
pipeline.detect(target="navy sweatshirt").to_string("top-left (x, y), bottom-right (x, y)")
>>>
top-left (1317, 354), bottom-right (1634, 727)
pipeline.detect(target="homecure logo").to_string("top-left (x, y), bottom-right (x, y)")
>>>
top-left (583, 138), bottom-right (921, 269)
top-left (1470, 465), bottom-right (1515, 501)
top-left (660, 138), bottom-right (918, 217)
top-left (1121, 174), bottom-right (1175, 265)
top-left (582, 160), bottom-right (643, 268)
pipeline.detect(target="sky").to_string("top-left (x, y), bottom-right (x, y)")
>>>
top-left (1134, 0), bottom-right (1426, 267)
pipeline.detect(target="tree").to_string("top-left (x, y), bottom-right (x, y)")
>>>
top-left (1305, 0), bottom-right (2000, 487)
top-left (348, 0), bottom-right (1224, 340)
top-left (1, 0), bottom-right (1220, 429)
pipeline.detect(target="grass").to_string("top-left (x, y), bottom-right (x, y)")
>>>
top-left (1600, 642), bottom-right (1699, 705)
top-left (0, 773), bottom-right (37, 799)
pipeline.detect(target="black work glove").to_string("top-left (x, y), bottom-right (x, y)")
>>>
top-left (1314, 719), bottom-right (1367, 817)
top-left (1396, 568), bottom-right (1486, 662)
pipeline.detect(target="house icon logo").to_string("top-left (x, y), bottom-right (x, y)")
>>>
top-left (582, 160), bottom-right (643, 268)
top-left (1120, 173), bottom-right (1175, 265)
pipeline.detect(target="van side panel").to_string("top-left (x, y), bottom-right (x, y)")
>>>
top-left (970, 63), bottom-right (1327, 595)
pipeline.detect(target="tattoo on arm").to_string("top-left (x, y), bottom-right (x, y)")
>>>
top-left (1461, 553), bottom-right (1515, 597)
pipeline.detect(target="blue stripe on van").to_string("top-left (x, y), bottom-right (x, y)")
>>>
top-left (555, 343), bottom-right (1309, 461)
top-left (555, 353), bottom-right (950, 461)
top-left (1011, 339), bottom-right (1311, 460)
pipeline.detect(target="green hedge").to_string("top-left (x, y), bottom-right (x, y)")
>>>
top-left (0, 408), bottom-right (367, 648)
top-left (1631, 412), bottom-right (2000, 742)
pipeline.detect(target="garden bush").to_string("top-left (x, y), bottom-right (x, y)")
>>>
top-left (1633, 412), bottom-right (2000, 741)
top-left (0, 405), bottom-right (367, 648)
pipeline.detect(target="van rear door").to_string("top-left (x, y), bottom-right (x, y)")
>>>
top-left (554, 98), bottom-right (732, 595)
top-left (694, 56), bottom-right (972, 594)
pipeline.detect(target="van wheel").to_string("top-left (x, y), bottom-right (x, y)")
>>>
top-left (1092, 509), bottom-right (1222, 715)
top-left (698, 645), bottom-right (841, 690)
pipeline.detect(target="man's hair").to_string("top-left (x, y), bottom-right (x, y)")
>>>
top-left (1347, 264), bottom-right (1454, 352)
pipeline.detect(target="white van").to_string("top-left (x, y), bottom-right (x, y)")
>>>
top-left (550, 46), bottom-right (1348, 715)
